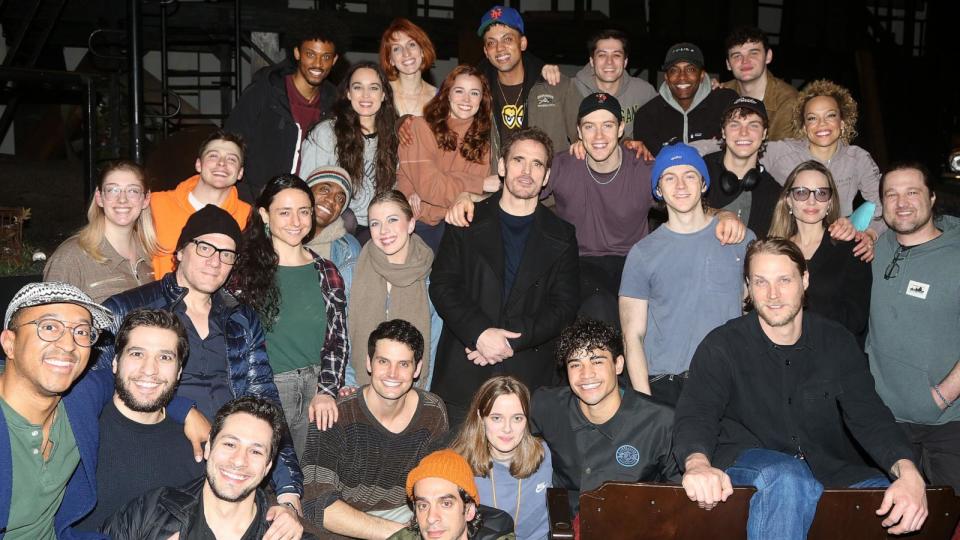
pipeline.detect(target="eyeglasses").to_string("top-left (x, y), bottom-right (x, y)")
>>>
top-left (884, 244), bottom-right (910, 280)
top-left (190, 239), bottom-right (237, 265)
top-left (12, 318), bottom-right (99, 347)
top-left (789, 187), bottom-right (832, 202)
top-left (101, 185), bottom-right (145, 201)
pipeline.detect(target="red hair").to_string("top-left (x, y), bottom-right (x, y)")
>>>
top-left (379, 18), bottom-right (436, 81)
top-left (423, 65), bottom-right (492, 164)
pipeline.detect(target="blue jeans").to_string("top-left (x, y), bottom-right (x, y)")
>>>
top-left (726, 449), bottom-right (824, 540)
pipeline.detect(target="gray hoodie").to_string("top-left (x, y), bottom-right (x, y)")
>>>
top-left (572, 64), bottom-right (657, 139)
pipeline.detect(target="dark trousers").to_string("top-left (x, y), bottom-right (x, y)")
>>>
top-left (898, 420), bottom-right (960, 494)
top-left (414, 221), bottom-right (446, 255)
top-left (578, 255), bottom-right (626, 326)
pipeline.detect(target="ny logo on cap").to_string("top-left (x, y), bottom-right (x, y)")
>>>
top-left (490, 7), bottom-right (502, 18)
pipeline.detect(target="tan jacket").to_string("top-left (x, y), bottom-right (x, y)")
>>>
top-left (722, 71), bottom-right (799, 141)
top-left (44, 235), bottom-right (153, 303)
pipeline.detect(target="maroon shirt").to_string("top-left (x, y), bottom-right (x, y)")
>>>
top-left (543, 148), bottom-right (654, 257)
top-left (285, 75), bottom-right (323, 140)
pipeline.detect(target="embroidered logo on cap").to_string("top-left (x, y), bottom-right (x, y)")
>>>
top-left (490, 7), bottom-right (502, 19)
top-left (616, 444), bottom-right (640, 467)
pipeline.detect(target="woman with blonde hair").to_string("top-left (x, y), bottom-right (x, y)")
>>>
top-left (767, 160), bottom-right (871, 341)
top-left (380, 17), bottom-right (437, 117)
top-left (452, 376), bottom-right (552, 540)
top-left (762, 79), bottom-right (882, 260)
top-left (44, 160), bottom-right (157, 302)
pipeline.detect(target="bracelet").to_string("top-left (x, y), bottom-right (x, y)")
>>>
top-left (933, 384), bottom-right (954, 408)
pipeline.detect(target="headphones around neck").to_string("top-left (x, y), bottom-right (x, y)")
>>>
top-left (719, 164), bottom-right (763, 196)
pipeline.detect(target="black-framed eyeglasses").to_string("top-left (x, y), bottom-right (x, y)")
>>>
top-left (190, 239), bottom-right (237, 265)
top-left (12, 318), bottom-right (99, 347)
top-left (789, 187), bottom-right (832, 202)
top-left (884, 244), bottom-right (910, 280)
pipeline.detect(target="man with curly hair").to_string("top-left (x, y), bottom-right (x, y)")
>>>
top-left (529, 318), bottom-right (678, 513)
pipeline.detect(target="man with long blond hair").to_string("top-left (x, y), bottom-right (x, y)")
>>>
top-left (451, 376), bottom-right (551, 539)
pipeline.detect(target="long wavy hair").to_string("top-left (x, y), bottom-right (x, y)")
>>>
top-left (767, 160), bottom-right (841, 239)
top-left (332, 62), bottom-right (399, 197)
top-left (423, 65), bottom-right (492, 164)
top-left (78, 160), bottom-right (158, 263)
top-left (230, 174), bottom-right (316, 329)
top-left (451, 376), bottom-right (545, 479)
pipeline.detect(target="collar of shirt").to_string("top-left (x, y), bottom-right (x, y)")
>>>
top-left (568, 386), bottom-right (635, 440)
top-left (748, 310), bottom-right (816, 353)
top-left (98, 237), bottom-right (147, 272)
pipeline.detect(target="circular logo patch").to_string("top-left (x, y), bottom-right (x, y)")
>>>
top-left (616, 444), bottom-right (640, 467)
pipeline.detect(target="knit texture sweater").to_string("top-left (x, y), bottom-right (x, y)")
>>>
top-left (300, 388), bottom-right (448, 532)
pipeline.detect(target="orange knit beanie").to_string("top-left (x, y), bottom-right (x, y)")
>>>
top-left (405, 449), bottom-right (479, 501)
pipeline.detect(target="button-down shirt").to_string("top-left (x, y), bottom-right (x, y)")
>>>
top-left (674, 311), bottom-right (915, 487)
top-left (174, 299), bottom-right (233, 420)
top-left (44, 236), bottom-right (153, 303)
top-left (530, 385), bottom-right (678, 512)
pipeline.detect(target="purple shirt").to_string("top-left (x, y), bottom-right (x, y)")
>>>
top-left (543, 148), bottom-right (654, 257)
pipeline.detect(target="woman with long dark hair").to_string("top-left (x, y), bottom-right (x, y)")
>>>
top-left (397, 64), bottom-right (501, 252)
top-left (451, 376), bottom-right (551, 540)
top-left (44, 160), bottom-right (157, 302)
top-left (230, 174), bottom-right (348, 453)
top-left (299, 62), bottom-right (399, 243)
top-left (767, 160), bottom-right (871, 341)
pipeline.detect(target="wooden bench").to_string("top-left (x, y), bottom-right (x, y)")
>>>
top-left (548, 483), bottom-right (960, 539)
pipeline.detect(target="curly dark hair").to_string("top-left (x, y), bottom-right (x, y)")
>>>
top-left (555, 318), bottom-right (624, 367)
top-left (423, 65), bottom-right (492, 164)
top-left (230, 174), bottom-right (315, 329)
top-left (724, 26), bottom-right (770, 53)
top-left (406, 488), bottom-right (483, 537)
top-left (367, 319), bottom-right (424, 365)
top-left (333, 62), bottom-right (399, 198)
top-left (791, 79), bottom-right (859, 143)
top-left (209, 396), bottom-right (285, 461)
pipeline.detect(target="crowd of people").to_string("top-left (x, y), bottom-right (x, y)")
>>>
top-left (2, 5), bottom-right (957, 540)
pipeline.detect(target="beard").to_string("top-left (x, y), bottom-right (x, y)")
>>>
top-left (756, 301), bottom-right (802, 328)
top-left (204, 468), bottom-right (260, 503)
top-left (114, 376), bottom-right (179, 413)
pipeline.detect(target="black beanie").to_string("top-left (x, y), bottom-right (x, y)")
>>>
top-left (176, 205), bottom-right (243, 251)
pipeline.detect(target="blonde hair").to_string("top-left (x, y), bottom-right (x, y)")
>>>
top-left (767, 160), bottom-right (841, 239)
top-left (792, 79), bottom-right (859, 144)
top-left (451, 376), bottom-right (545, 479)
top-left (77, 161), bottom-right (158, 262)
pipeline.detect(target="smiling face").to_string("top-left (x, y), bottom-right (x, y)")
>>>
top-left (204, 412), bottom-right (274, 503)
top-left (482, 393), bottom-right (527, 461)
top-left (498, 138), bottom-right (550, 202)
top-left (347, 67), bottom-right (386, 119)
top-left (0, 303), bottom-right (93, 397)
top-left (590, 38), bottom-right (628, 84)
top-left (726, 40), bottom-right (771, 84)
top-left (882, 168), bottom-right (936, 238)
top-left (311, 182), bottom-right (347, 229)
top-left (664, 61), bottom-right (704, 108)
top-left (722, 111), bottom-right (766, 160)
top-left (747, 253), bottom-right (808, 329)
top-left (413, 477), bottom-right (475, 540)
top-left (802, 96), bottom-right (843, 149)
top-left (388, 31), bottom-right (424, 76)
top-left (113, 325), bottom-right (181, 413)
top-left (368, 200), bottom-right (415, 264)
top-left (447, 74), bottom-right (483, 121)
top-left (259, 188), bottom-right (313, 249)
top-left (195, 139), bottom-right (244, 189)
top-left (786, 169), bottom-right (833, 227)
top-left (175, 232), bottom-right (235, 295)
top-left (578, 109), bottom-right (624, 163)
top-left (566, 347), bottom-right (623, 409)
top-left (365, 338), bottom-right (422, 402)
top-left (294, 39), bottom-right (338, 87)
top-left (656, 165), bottom-right (705, 214)
top-left (95, 169), bottom-right (149, 229)
top-left (482, 24), bottom-right (527, 75)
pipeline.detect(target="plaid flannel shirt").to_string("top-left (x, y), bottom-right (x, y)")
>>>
top-left (309, 250), bottom-right (350, 396)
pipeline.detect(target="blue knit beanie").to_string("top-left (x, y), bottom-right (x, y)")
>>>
top-left (651, 143), bottom-right (710, 200)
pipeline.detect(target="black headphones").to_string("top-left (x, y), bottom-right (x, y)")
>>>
top-left (719, 165), bottom-right (763, 196)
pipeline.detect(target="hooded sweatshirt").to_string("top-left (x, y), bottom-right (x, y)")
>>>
top-left (867, 215), bottom-right (960, 426)
top-left (571, 63), bottom-right (657, 138)
top-left (632, 75), bottom-right (738, 154)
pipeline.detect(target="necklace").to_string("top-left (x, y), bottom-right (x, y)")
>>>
top-left (394, 80), bottom-right (426, 116)
top-left (586, 148), bottom-right (623, 185)
top-left (490, 472), bottom-right (522, 529)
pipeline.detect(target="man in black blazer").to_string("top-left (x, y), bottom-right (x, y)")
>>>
top-left (429, 127), bottom-right (580, 427)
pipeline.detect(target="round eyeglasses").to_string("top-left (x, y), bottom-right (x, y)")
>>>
top-left (12, 318), bottom-right (99, 347)
top-left (788, 187), bottom-right (832, 203)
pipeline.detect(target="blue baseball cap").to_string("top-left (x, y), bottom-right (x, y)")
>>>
top-left (477, 5), bottom-right (524, 37)
top-left (651, 143), bottom-right (710, 200)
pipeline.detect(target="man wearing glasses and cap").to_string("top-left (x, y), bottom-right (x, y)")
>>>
top-left (0, 281), bottom-right (204, 538)
top-left (867, 163), bottom-right (960, 495)
top-left (97, 204), bottom-right (306, 520)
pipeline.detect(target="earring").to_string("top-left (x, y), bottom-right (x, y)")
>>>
top-left (788, 207), bottom-right (793, 215)
top-left (264, 222), bottom-right (271, 236)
